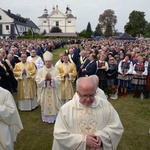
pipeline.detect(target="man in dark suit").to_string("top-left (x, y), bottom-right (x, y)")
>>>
top-left (68, 48), bottom-right (79, 66)
top-left (77, 50), bottom-right (87, 77)
top-left (9, 48), bottom-right (21, 68)
top-left (82, 54), bottom-right (97, 76)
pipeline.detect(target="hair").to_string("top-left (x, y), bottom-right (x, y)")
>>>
top-left (21, 52), bottom-right (27, 56)
top-left (89, 75), bottom-right (99, 87)
top-left (76, 77), bottom-right (97, 91)
top-left (137, 55), bottom-right (143, 61)
top-left (125, 54), bottom-right (131, 60)
top-left (109, 56), bottom-right (117, 64)
top-left (59, 53), bottom-right (64, 56)
top-left (63, 53), bottom-right (68, 57)
top-left (90, 54), bottom-right (97, 59)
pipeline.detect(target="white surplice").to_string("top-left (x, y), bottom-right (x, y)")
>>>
top-left (0, 87), bottom-right (23, 150)
top-left (27, 55), bottom-right (44, 70)
top-left (52, 94), bottom-right (124, 150)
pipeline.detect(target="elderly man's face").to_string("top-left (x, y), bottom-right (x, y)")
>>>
top-left (77, 89), bottom-right (96, 107)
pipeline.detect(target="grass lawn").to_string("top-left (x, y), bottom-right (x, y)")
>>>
top-left (14, 46), bottom-right (150, 150)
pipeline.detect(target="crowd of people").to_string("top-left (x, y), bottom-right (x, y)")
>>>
top-left (0, 37), bottom-right (150, 149)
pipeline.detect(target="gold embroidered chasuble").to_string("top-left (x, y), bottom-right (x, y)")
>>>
top-left (35, 66), bottom-right (61, 116)
top-left (58, 62), bottom-right (77, 100)
top-left (53, 95), bottom-right (124, 150)
top-left (13, 62), bottom-right (36, 100)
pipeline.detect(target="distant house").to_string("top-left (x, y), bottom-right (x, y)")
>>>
top-left (0, 8), bottom-right (39, 39)
top-left (38, 5), bottom-right (76, 35)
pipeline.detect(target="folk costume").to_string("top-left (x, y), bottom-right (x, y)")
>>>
top-left (144, 60), bottom-right (150, 98)
top-left (117, 59), bottom-right (133, 96)
top-left (132, 62), bottom-right (147, 98)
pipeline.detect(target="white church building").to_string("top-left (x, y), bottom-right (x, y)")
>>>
top-left (38, 5), bottom-right (76, 35)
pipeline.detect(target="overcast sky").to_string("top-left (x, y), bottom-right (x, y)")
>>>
top-left (1, 0), bottom-right (150, 32)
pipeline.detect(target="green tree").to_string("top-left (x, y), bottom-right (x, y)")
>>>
top-left (144, 22), bottom-right (150, 37)
top-left (99, 9), bottom-right (117, 37)
top-left (78, 22), bottom-right (93, 38)
top-left (124, 10), bottom-right (147, 37)
top-left (27, 29), bottom-right (32, 36)
top-left (50, 26), bottom-right (62, 33)
top-left (95, 23), bottom-right (103, 36)
top-left (104, 22), bottom-right (113, 37)
top-left (78, 29), bottom-right (87, 37)
top-left (42, 30), bottom-right (47, 35)
top-left (86, 22), bottom-right (93, 37)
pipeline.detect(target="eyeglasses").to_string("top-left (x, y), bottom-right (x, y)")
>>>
top-left (77, 91), bottom-right (95, 99)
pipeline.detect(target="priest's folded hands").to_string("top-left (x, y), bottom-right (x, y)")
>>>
top-left (86, 134), bottom-right (102, 148)
top-left (45, 73), bottom-right (52, 80)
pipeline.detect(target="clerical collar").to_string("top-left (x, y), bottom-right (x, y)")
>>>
top-left (78, 98), bottom-right (96, 108)
top-left (46, 66), bottom-right (52, 71)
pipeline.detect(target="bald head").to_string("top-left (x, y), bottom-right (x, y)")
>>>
top-left (76, 77), bottom-right (97, 106)
top-left (89, 75), bottom-right (99, 87)
top-left (76, 77), bottom-right (97, 92)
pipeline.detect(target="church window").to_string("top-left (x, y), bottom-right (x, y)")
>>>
top-left (6, 25), bottom-right (9, 30)
top-left (68, 21), bottom-right (71, 23)
top-left (0, 16), bottom-right (2, 20)
top-left (56, 21), bottom-right (59, 27)
top-left (43, 21), bottom-right (47, 23)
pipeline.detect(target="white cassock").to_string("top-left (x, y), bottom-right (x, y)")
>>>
top-left (0, 87), bottom-right (23, 150)
top-left (55, 60), bottom-right (63, 69)
top-left (52, 94), bottom-right (124, 150)
top-left (27, 55), bottom-right (44, 70)
top-left (96, 88), bottom-right (108, 100)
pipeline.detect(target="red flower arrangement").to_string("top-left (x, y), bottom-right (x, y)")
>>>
top-left (106, 86), bottom-right (118, 96)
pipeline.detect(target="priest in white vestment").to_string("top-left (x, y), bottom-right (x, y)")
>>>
top-left (13, 53), bottom-right (37, 111)
top-left (55, 53), bottom-right (64, 69)
top-left (73, 75), bottom-right (107, 102)
top-left (0, 87), bottom-right (23, 150)
top-left (27, 49), bottom-right (44, 70)
top-left (35, 51), bottom-right (61, 123)
top-left (52, 77), bottom-right (124, 150)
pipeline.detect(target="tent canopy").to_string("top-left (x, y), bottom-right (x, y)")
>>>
top-left (115, 33), bottom-right (136, 40)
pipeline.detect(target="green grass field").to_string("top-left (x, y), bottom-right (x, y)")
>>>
top-left (14, 46), bottom-right (150, 150)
